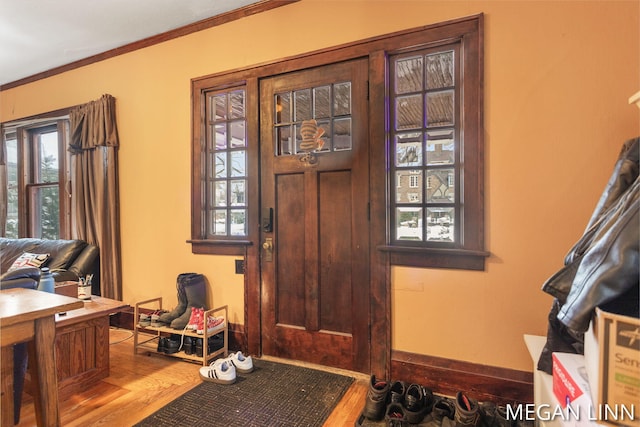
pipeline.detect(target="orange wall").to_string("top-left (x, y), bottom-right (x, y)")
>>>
top-left (1, 0), bottom-right (638, 372)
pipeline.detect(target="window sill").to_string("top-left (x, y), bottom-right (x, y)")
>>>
top-left (188, 239), bottom-right (252, 256)
top-left (378, 245), bottom-right (490, 271)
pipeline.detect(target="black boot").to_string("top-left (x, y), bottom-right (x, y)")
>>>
top-left (361, 375), bottom-right (390, 421)
top-left (171, 274), bottom-right (208, 329)
top-left (453, 392), bottom-right (481, 427)
top-left (184, 337), bottom-right (193, 355)
top-left (158, 273), bottom-right (195, 324)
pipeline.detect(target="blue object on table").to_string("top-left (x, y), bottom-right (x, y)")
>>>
top-left (37, 267), bottom-right (55, 293)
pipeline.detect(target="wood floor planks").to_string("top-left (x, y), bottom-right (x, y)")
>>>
top-left (15, 328), bottom-right (368, 426)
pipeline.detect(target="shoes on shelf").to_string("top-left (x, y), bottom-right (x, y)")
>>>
top-left (225, 351), bottom-right (253, 374)
top-left (138, 313), bottom-right (151, 327)
top-left (186, 307), bottom-right (204, 330)
top-left (199, 359), bottom-right (236, 384)
top-left (184, 337), bottom-right (193, 355)
top-left (164, 336), bottom-right (181, 354)
top-left (196, 314), bottom-right (225, 335)
top-left (150, 310), bottom-right (166, 327)
top-left (362, 375), bottom-right (390, 421)
top-left (157, 337), bottom-right (167, 353)
top-left (195, 338), bottom-right (204, 357)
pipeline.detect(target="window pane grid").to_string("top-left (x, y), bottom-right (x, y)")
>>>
top-left (391, 47), bottom-right (460, 245)
top-left (205, 88), bottom-right (248, 238)
top-left (274, 81), bottom-right (352, 156)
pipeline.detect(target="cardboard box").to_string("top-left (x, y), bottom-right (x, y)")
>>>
top-left (553, 352), bottom-right (596, 427)
top-left (584, 308), bottom-right (640, 427)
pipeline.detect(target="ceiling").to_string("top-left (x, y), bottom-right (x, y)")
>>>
top-left (0, 0), bottom-right (262, 87)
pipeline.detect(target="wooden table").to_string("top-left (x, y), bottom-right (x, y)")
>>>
top-left (0, 288), bottom-right (83, 427)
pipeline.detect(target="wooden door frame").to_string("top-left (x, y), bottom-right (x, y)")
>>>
top-left (189, 14), bottom-right (483, 382)
top-left (241, 52), bottom-right (391, 379)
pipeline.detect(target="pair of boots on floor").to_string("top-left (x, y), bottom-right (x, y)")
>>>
top-left (359, 375), bottom-right (515, 427)
top-left (157, 273), bottom-right (208, 330)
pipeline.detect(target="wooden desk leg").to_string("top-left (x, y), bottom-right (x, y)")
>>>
top-left (28, 316), bottom-right (60, 427)
top-left (1, 346), bottom-right (15, 427)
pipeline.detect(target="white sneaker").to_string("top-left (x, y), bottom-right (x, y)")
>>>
top-left (199, 359), bottom-right (236, 384)
top-left (226, 351), bottom-right (253, 374)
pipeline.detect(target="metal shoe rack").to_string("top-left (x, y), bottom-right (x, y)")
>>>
top-left (133, 297), bottom-right (228, 366)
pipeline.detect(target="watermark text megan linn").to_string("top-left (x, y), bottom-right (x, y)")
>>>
top-left (505, 404), bottom-right (636, 422)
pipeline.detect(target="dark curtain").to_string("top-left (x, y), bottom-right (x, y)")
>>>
top-left (69, 94), bottom-right (122, 300)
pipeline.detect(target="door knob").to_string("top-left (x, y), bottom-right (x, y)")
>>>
top-left (262, 237), bottom-right (273, 262)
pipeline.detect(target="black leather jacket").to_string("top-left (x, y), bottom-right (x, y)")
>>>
top-left (538, 138), bottom-right (639, 373)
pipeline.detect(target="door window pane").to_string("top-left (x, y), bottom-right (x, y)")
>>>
top-left (275, 81), bottom-right (353, 157)
top-left (276, 125), bottom-right (293, 155)
top-left (294, 89), bottom-right (312, 121)
top-left (333, 118), bottom-right (352, 151)
top-left (275, 93), bottom-right (291, 124)
top-left (314, 86), bottom-right (331, 118)
top-left (333, 82), bottom-right (351, 116)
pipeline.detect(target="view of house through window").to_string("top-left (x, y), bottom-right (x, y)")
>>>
top-left (192, 16), bottom-right (484, 268)
top-left (391, 47), bottom-right (460, 244)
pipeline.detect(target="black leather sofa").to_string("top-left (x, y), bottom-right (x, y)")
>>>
top-left (0, 238), bottom-right (100, 295)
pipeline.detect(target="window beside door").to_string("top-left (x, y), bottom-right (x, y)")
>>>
top-left (191, 15), bottom-right (485, 269)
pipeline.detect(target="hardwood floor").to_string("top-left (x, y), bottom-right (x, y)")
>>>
top-left (15, 328), bottom-right (369, 426)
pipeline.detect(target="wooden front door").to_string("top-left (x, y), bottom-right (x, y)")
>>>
top-left (259, 59), bottom-right (370, 372)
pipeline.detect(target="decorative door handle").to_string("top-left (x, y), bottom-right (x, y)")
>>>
top-left (262, 237), bottom-right (273, 262)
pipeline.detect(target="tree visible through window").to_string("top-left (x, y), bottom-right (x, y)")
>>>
top-left (1, 119), bottom-right (70, 239)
